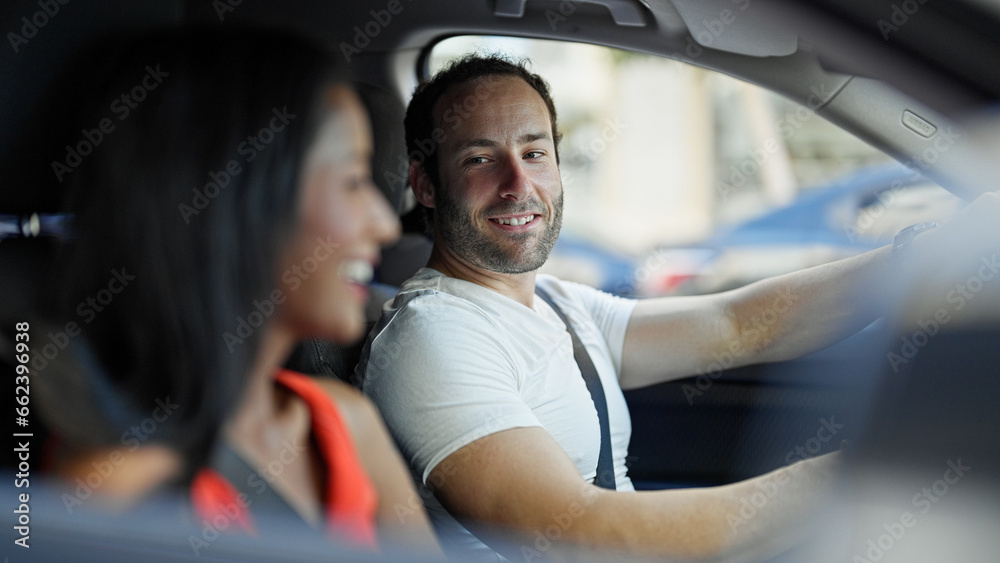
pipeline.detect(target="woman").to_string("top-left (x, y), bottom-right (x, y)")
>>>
top-left (34, 27), bottom-right (438, 554)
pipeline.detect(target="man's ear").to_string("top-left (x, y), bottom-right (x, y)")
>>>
top-left (409, 160), bottom-right (435, 208)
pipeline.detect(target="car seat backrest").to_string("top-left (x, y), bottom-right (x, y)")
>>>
top-left (283, 283), bottom-right (398, 384)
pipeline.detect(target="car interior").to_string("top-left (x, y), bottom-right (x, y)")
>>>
top-left (3, 0), bottom-right (1000, 560)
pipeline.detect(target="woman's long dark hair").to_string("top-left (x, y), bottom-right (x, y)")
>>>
top-left (35, 27), bottom-right (341, 480)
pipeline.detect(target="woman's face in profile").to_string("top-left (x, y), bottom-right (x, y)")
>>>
top-left (276, 85), bottom-right (400, 342)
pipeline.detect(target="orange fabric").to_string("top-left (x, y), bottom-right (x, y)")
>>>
top-left (274, 369), bottom-right (379, 546)
top-left (190, 370), bottom-right (378, 547)
top-left (190, 468), bottom-right (256, 534)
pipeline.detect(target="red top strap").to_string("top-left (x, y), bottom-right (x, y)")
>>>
top-left (190, 370), bottom-right (379, 547)
top-left (274, 369), bottom-right (379, 545)
top-left (190, 468), bottom-right (256, 533)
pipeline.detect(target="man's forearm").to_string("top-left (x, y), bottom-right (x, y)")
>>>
top-left (723, 245), bottom-right (894, 366)
top-left (619, 245), bottom-right (895, 388)
top-left (512, 454), bottom-right (841, 560)
top-left (712, 454), bottom-right (840, 558)
top-left (431, 425), bottom-right (841, 560)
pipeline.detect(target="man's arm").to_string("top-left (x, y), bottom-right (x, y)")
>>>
top-left (430, 426), bottom-right (837, 560)
top-left (619, 246), bottom-right (893, 389)
top-left (619, 191), bottom-right (1000, 390)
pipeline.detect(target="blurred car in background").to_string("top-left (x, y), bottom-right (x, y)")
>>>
top-left (542, 232), bottom-right (640, 294)
top-left (632, 162), bottom-right (963, 296)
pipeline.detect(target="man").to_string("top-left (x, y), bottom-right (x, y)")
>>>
top-left (355, 54), bottom-right (994, 560)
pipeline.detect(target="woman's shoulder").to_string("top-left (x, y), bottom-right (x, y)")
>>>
top-left (306, 376), bottom-right (382, 438)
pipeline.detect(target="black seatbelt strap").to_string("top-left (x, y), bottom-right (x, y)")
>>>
top-left (535, 286), bottom-right (616, 490)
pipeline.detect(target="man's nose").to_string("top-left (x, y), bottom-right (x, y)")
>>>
top-left (498, 157), bottom-right (533, 201)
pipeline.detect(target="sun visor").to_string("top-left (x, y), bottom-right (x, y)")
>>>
top-left (667, 0), bottom-right (798, 57)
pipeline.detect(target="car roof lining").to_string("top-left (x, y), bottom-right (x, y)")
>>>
top-left (665, 0), bottom-right (799, 57)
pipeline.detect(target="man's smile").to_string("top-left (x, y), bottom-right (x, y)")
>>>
top-left (489, 213), bottom-right (538, 227)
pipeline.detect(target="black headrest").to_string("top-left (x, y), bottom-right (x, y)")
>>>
top-left (355, 81), bottom-right (409, 214)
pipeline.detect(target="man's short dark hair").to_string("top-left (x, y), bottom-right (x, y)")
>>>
top-left (404, 54), bottom-right (562, 193)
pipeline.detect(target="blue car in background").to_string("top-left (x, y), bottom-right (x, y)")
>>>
top-left (648, 162), bottom-right (963, 296)
top-left (542, 231), bottom-right (640, 295)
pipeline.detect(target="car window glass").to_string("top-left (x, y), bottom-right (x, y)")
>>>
top-left (428, 36), bottom-right (961, 296)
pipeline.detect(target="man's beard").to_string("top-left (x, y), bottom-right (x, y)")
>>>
top-left (434, 186), bottom-right (564, 275)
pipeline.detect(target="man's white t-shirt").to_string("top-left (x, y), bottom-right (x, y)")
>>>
top-left (356, 268), bottom-right (637, 559)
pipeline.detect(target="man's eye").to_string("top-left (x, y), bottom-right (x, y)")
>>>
top-left (466, 156), bottom-right (489, 165)
top-left (524, 151), bottom-right (545, 159)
